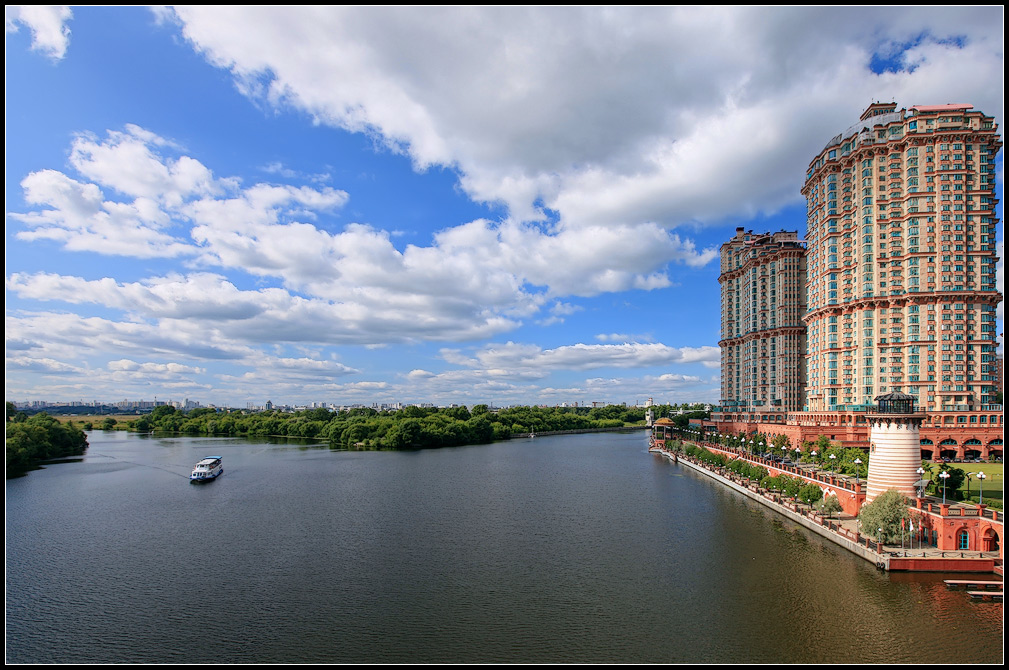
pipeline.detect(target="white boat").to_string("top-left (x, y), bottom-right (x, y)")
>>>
top-left (190, 456), bottom-right (223, 481)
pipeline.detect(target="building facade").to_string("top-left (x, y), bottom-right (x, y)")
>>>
top-left (718, 228), bottom-right (808, 420)
top-left (802, 102), bottom-right (1002, 414)
top-left (713, 103), bottom-right (1003, 460)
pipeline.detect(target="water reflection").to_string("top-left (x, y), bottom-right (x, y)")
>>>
top-left (5, 431), bottom-right (1002, 663)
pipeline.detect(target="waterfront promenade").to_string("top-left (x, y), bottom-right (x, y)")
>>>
top-left (650, 441), bottom-right (1003, 574)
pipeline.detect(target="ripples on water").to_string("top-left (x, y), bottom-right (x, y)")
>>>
top-left (5, 431), bottom-right (1002, 663)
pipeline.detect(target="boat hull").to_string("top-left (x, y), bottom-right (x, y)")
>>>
top-left (190, 468), bottom-right (223, 482)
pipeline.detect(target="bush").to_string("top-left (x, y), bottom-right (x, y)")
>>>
top-left (961, 494), bottom-right (1002, 510)
top-left (818, 495), bottom-right (843, 518)
top-left (693, 446), bottom-right (725, 467)
top-left (798, 483), bottom-right (824, 506)
top-left (857, 489), bottom-right (910, 543)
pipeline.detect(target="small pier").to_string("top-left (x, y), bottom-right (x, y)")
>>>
top-left (944, 579), bottom-right (1003, 590)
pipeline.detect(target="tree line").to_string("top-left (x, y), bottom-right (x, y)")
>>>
top-left (6, 403), bottom-right (89, 476)
top-left (90, 403), bottom-right (656, 450)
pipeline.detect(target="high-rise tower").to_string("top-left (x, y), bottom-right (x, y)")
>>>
top-left (802, 103), bottom-right (1002, 413)
top-left (718, 228), bottom-right (807, 421)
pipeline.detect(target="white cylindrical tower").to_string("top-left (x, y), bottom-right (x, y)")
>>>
top-left (865, 392), bottom-right (925, 503)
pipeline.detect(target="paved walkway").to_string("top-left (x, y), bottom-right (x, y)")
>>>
top-left (825, 512), bottom-right (999, 559)
top-left (661, 443), bottom-right (1002, 562)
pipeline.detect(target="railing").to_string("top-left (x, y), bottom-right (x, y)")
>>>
top-left (982, 508), bottom-right (1004, 522)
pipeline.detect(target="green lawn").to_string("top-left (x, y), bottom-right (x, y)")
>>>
top-left (954, 462), bottom-right (1003, 504)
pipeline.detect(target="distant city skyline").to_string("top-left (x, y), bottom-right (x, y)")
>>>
top-left (6, 7), bottom-right (1004, 408)
top-left (10, 396), bottom-right (708, 411)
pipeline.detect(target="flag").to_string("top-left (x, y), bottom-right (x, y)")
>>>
top-left (908, 519), bottom-right (913, 533)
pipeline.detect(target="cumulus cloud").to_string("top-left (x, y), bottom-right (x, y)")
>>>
top-left (6, 6), bottom-right (72, 60)
top-left (9, 125), bottom-right (715, 350)
top-left (167, 6), bottom-right (1003, 229)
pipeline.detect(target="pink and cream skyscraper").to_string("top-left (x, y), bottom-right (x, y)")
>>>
top-left (802, 103), bottom-right (1002, 413)
top-left (718, 228), bottom-right (808, 421)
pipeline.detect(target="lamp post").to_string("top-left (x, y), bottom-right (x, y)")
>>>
top-left (794, 447), bottom-right (801, 464)
top-left (966, 473), bottom-right (972, 501)
top-left (916, 467), bottom-right (925, 498)
top-left (977, 471), bottom-right (986, 506)
top-left (829, 453), bottom-right (836, 475)
top-left (854, 457), bottom-right (863, 487)
top-left (939, 470), bottom-right (950, 505)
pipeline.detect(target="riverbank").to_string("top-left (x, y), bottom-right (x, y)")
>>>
top-left (509, 425), bottom-right (646, 438)
top-left (651, 446), bottom-right (1000, 574)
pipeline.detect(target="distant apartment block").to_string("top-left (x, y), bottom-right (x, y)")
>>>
top-left (718, 227), bottom-right (808, 420)
top-left (802, 102), bottom-right (1002, 413)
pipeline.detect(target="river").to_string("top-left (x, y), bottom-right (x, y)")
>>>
top-left (5, 430), bottom-right (1002, 663)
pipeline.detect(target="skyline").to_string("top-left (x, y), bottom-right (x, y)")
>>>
top-left (5, 6), bottom-right (1005, 408)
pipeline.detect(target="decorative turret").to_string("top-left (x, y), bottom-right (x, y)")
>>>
top-left (865, 392), bottom-right (926, 503)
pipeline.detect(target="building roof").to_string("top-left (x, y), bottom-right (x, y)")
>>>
top-left (874, 391), bottom-right (915, 402)
top-left (910, 104), bottom-right (973, 113)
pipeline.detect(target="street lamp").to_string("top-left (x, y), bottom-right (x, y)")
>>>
top-left (966, 472), bottom-right (972, 500)
top-left (829, 453), bottom-right (836, 474)
top-left (977, 471), bottom-right (986, 506)
top-left (916, 467), bottom-right (925, 498)
top-left (939, 470), bottom-right (950, 505)
top-left (794, 447), bottom-right (801, 463)
top-left (854, 457), bottom-right (863, 487)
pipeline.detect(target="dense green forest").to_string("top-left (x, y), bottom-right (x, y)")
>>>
top-left (80, 403), bottom-right (701, 450)
top-left (6, 403), bottom-right (89, 476)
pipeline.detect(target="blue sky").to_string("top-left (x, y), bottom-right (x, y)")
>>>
top-left (5, 6), bottom-right (1004, 408)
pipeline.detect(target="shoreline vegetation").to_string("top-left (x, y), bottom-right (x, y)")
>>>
top-left (6, 405), bottom-right (89, 477)
top-left (25, 403), bottom-right (706, 451)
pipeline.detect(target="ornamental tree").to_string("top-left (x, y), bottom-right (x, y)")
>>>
top-left (857, 489), bottom-right (910, 543)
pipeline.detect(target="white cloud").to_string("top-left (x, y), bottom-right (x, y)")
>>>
top-left (167, 6), bottom-right (1004, 230)
top-left (440, 341), bottom-right (720, 374)
top-left (595, 333), bottom-right (655, 343)
top-left (107, 360), bottom-right (206, 375)
top-left (6, 6), bottom-right (72, 60)
top-left (13, 169), bottom-right (194, 258)
top-left (222, 354), bottom-right (359, 382)
top-left (6, 355), bottom-right (85, 374)
top-left (5, 311), bottom-right (254, 363)
top-left (10, 126), bottom-right (716, 349)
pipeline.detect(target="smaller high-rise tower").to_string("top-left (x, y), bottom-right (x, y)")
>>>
top-left (718, 228), bottom-right (807, 423)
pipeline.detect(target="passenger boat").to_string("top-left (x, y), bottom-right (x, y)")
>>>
top-left (190, 456), bottom-right (223, 481)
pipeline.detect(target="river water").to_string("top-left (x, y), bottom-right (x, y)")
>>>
top-left (5, 430), bottom-right (1002, 663)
